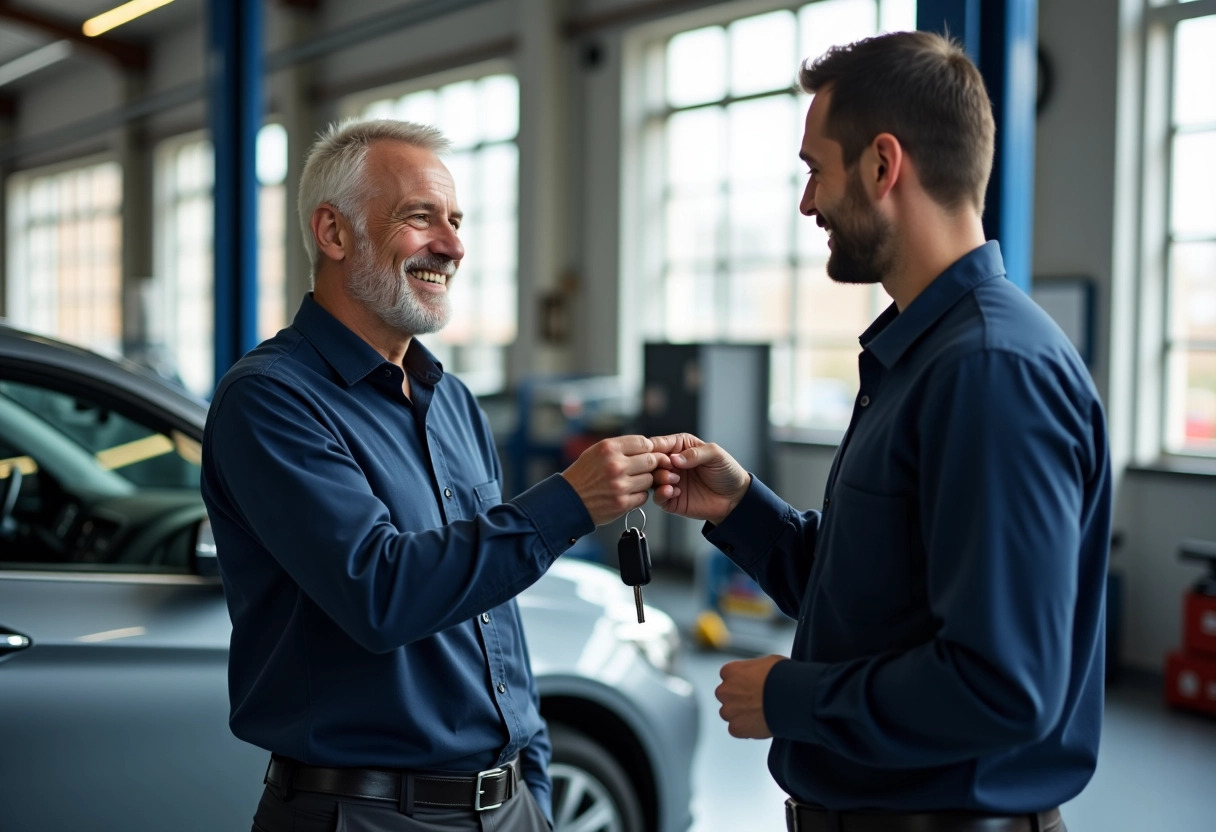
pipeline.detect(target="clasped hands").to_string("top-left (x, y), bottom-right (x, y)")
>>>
top-left (562, 432), bottom-right (781, 740)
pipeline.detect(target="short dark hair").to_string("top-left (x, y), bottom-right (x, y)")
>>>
top-left (799, 30), bottom-right (995, 213)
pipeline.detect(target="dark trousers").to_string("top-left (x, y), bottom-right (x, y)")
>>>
top-left (251, 781), bottom-right (552, 832)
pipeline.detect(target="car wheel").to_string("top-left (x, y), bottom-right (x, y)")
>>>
top-left (549, 725), bottom-right (645, 832)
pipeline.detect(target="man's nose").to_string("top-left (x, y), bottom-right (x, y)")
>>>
top-left (799, 180), bottom-right (817, 217)
top-left (431, 224), bottom-right (465, 261)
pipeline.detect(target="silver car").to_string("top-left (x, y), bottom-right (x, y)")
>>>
top-left (0, 322), bottom-right (698, 832)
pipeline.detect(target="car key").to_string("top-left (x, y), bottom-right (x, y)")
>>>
top-left (618, 508), bottom-right (652, 623)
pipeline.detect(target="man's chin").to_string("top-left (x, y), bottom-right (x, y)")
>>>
top-left (826, 253), bottom-right (882, 285)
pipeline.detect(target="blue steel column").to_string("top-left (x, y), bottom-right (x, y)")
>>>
top-left (209, 0), bottom-right (262, 389)
top-left (917, 0), bottom-right (1037, 293)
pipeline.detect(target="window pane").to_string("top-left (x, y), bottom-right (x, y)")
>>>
top-left (879, 0), bottom-right (917, 33)
top-left (396, 90), bottom-right (438, 125)
top-left (727, 96), bottom-right (799, 184)
top-left (440, 81), bottom-right (481, 149)
top-left (800, 0), bottom-right (877, 67)
top-left (792, 344), bottom-right (859, 430)
top-left (664, 268), bottom-right (719, 340)
top-left (796, 267), bottom-right (878, 338)
top-left (1174, 15), bottom-right (1216, 127)
top-left (1165, 348), bottom-right (1216, 455)
top-left (727, 184), bottom-right (794, 262)
top-left (1170, 242), bottom-right (1216, 341)
top-left (481, 75), bottom-right (520, 142)
top-left (257, 123), bottom-right (288, 186)
top-left (666, 195), bottom-right (719, 264)
top-left (667, 27), bottom-right (727, 107)
top-left (725, 267), bottom-right (792, 340)
top-left (729, 11), bottom-right (797, 97)
top-left (479, 143), bottom-right (519, 210)
top-left (1170, 131), bottom-right (1216, 236)
top-left (666, 106), bottom-right (724, 190)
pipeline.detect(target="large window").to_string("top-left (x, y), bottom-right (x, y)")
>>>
top-left (5, 158), bottom-right (123, 354)
top-left (350, 70), bottom-right (520, 395)
top-left (635, 0), bottom-right (914, 432)
top-left (1153, 5), bottom-right (1216, 456)
top-left (153, 125), bottom-right (288, 397)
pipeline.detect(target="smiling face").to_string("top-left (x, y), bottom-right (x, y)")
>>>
top-left (347, 140), bottom-right (465, 336)
top-left (798, 88), bottom-right (895, 286)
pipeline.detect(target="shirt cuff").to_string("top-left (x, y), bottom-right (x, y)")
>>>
top-left (764, 657), bottom-right (824, 745)
top-left (512, 473), bottom-right (595, 557)
top-left (703, 475), bottom-right (791, 567)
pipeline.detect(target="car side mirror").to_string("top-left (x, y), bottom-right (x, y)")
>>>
top-left (192, 516), bottom-right (220, 578)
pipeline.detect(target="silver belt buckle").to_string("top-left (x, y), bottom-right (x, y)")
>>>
top-left (474, 766), bottom-right (507, 811)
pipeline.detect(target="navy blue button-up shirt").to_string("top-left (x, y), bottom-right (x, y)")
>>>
top-left (200, 295), bottom-right (594, 818)
top-left (709, 242), bottom-right (1111, 813)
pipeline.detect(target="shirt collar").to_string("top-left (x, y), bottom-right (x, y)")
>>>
top-left (861, 240), bottom-right (1005, 368)
top-left (292, 293), bottom-right (445, 387)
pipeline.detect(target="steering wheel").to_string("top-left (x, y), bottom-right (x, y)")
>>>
top-left (0, 466), bottom-right (22, 538)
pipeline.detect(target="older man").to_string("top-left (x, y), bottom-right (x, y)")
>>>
top-left (202, 119), bottom-right (661, 831)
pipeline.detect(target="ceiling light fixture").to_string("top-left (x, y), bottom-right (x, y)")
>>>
top-left (83, 0), bottom-right (177, 38)
top-left (0, 40), bottom-right (73, 88)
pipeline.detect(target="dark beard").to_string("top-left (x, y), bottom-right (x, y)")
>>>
top-left (824, 176), bottom-right (893, 285)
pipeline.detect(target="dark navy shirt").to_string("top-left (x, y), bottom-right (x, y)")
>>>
top-left (200, 295), bottom-right (593, 818)
top-left (708, 242), bottom-right (1111, 813)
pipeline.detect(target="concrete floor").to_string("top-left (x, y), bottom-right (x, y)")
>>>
top-left (646, 568), bottom-right (1216, 832)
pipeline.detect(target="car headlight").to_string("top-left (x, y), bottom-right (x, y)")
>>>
top-left (611, 604), bottom-right (681, 675)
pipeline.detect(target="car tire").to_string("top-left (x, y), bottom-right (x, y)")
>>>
top-left (548, 724), bottom-right (646, 832)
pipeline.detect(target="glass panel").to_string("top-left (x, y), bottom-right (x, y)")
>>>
top-left (728, 11), bottom-right (797, 97)
top-left (796, 206), bottom-right (832, 260)
top-left (481, 75), bottom-right (520, 141)
top-left (445, 152), bottom-right (476, 210)
top-left (792, 344), bottom-right (859, 430)
top-left (879, 0), bottom-right (918, 33)
top-left (664, 268), bottom-right (719, 341)
top-left (799, 0), bottom-right (877, 68)
top-left (478, 217), bottom-right (517, 273)
top-left (725, 267), bottom-right (792, 340)
top-left (727, 184), bottom-right (795, 262)
top-left (396, 89), bottom-right (438, 125)
top-left (727, 96), bottom-right (799, 184)
top-left (256, 123), bottom-right (288, 186)
top-left (796, 267), bottom-right (878, 338)
top-left (1164, 348), bottom-right (1216, 455)
top-left (667, 26), bottom-right (727, 107)
top-left (1174, 14), bottom-right (1216, 127)
top-left (479, 143), bottom-right (519, 209)
top-left (479, 271), bottom-right (518, 344)
top-left (1171, 131), bottom-right (1216, 236)
top-left (666, 194), bottom-right (719, 264)
top-left (1170, 242), bottom-right (1216, 341)
top-left (439, 81), bottom-right (481, 149)
top-left (666, 106), bottom-right (723, 190)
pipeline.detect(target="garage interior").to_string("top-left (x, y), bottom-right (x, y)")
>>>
top-left (0, 0), bottom-right (1215, 831)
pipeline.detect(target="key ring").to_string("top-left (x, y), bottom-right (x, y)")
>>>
top-left (623, 507), bottom-right (647, 532)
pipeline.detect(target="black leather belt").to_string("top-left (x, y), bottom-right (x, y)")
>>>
top-left (786, 799), bottom-right (1064, 832)
top-left (265, 754), bottom-right (519, 812)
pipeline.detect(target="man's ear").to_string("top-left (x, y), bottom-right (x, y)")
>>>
top-left (311, 204), bottom-right (349, 263)
top-left (867, 133), bottom-right (903, 201)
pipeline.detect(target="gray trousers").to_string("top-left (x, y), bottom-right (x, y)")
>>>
top-left (251, 782), bottom-right (552, 832)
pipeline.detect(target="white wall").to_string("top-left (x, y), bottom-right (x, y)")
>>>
top-left (4, 0), bottom-right (1212, 673)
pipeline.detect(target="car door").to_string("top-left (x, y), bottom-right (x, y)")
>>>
top-left (0, 363), bottom-right (266, 832)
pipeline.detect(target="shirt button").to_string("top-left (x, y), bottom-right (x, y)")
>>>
top-left (722, 543), bottom-right (735, 553)
top-left (859, 394), bottom-right (871, 407)
top-left (383, 368), bottom-right (392, 377)
top-left (444, 488), bottom-right (452, 498)
top-left (497, 683), bottom-right (506, 694)
top-left (569, 538), bottom-right (577, 545)
top-left (482, 613), bottom-right (490, 624)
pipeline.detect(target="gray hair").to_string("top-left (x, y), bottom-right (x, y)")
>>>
top-left (297, 118), bottom-right (451, 280)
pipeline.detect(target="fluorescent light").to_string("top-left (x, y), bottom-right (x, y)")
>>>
top-left (0, 40), bottom-right (72, 88)
top-left (83, 0), bottom-right (177, 37)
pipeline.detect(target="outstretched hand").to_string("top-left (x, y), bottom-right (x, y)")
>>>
top-left (648, 433), bottom-right (750, 526)
top-left (562, 435), bottom-right (665, 526)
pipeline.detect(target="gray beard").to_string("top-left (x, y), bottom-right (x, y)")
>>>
top-left (347, 239), bottom-right (452, 337)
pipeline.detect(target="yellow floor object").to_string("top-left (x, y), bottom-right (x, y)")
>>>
top-left (692, 610), bottom-right (731, 650)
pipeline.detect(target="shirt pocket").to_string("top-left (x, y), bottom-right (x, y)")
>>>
top-left (473, 479), bottom-right (502, 510)
top-left (820, 479), bottom-right (918, 624)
